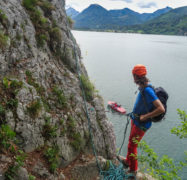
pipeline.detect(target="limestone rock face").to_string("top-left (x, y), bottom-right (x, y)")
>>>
top-left (0, 0), bottom-right (116, 179)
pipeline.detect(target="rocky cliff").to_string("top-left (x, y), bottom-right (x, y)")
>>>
top-left (0, 0), bottom-right (116, 179)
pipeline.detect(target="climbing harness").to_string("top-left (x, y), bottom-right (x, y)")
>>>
top-left (69, 31), bottom-right (136, 180)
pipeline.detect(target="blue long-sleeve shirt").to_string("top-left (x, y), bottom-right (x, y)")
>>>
top-left (131, 85), bottom-right (158, 130)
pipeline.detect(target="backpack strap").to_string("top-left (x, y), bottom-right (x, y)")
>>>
top-left (139, 86), bottom-right (153, 121)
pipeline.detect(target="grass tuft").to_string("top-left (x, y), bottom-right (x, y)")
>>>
top-left (80, 75), bottom-right (95, 102)
top-left (27, 99), bottom-right (42, 118)
top-left (0, 31), bottom-right (8, 50)
top-left (44, 145), bottom-right (59, 173)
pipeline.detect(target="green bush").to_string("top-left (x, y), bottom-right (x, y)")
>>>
top-left (50, 27), bottom-right (62, 42)
top-left (0, 78), bottom-right (22, 121)
top-left (22, 0), bottom-right (38, 10)
top-left (171, 109), bottom-right (187, 139)
top-left (0, 124), bottom-right (16, 150)
top-left (67, 115), bottom-right (76, 130)
top-left (44, 145), bottom-right (59, 173)
top-left (2, 77), bottom-right (23, 98)
top-left (30, 9), bottom-right (42, 25)
top-left (0, 104), bottom-right (5, 117)
top-left (42, 117), bottom-right (58, 140)
top-left (0, 9), bottom-right (7, 21)
top-left (5, 150), bottom-right (26, 180)
top-left (67, 16), bottom-right (74, 29)
top-left (25, 70), bottom-right (45, 95)
top-left (135, 140), bottom-right (186, 180)
top-left (70, 132), bottom-right (82, 151)
top-left (27, 99), bottom-right (42, 118)
top-left (38, 0), bottom-right (55, 17)
top-left (67, 116), bottom-right (82, 150)
top-left (52, 86), bottom-right (67, 109)
top-left (0, 31), bottom-right (8, 50)
top-left (29, 175), bottom-right (36, 180)
top-left (59, 118), bottom-right (64, 125)
top-left (36, 34), bottom-right (48, 47)
top-left (0, 9), bottom-right (8, 27)
top-left (6, 99), bottom-right (18, 109)
top-left (80, 75), bottom-right (95, 102)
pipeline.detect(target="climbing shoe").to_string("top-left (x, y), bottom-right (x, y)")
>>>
top-left (116, 155), bottom-right (129, 168)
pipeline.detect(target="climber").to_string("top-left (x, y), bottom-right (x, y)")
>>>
top-left (119, 64), bottom-right (165, 179)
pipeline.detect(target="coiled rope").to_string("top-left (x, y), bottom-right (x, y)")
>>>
top-left (69, 30), bottom-right (136, 180)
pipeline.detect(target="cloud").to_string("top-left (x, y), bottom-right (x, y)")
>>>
top-left (137, 2), bottom-right (157, 8)
top-left (110, 0), bottom-right (133, 3)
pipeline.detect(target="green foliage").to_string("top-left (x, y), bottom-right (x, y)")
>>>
top-left (52, 86), bottom-right (67, 109)
top-left (3, 77), bottom-right (9, 88)
top-left (67, 16), bottom-right (74, 29)
top-left (59, 118), bottom-right (64, 125)
top-left (23, 1), bottom-right (49, 48)
top-left (67, 116), bottom-right (82, 150)
top-left (59, 118), bottom-right (67, 136)
top-left (29, 174), bottom-right (36, 180)
top-left (0, 78), bottom-right (22, 123)
top-left (41, 96), bottom-right (51, 112)
top-left (2, 78), bottom-right (23, 95)
top-left (27, 99), bottom-right (42, 118)
top-left (70, 132), bottom-right (82, 151)
top-left (38, 0), bottom-right (55, 17)
top-left (6, 99), bottom-right (18, 109)
top-left (44, 145), bottom-right (59, 173)
top-left (0, 124), bottom-right (16, 150)
top-left (0, 104), bottom-right (5, 117)
top-left (25, 70), bottom-right (51, 112)
top-left (5, 150), bottom-right (26, 180)
top-left (42, 117), bottom-right (58, 140)
top-left (0, 9), bottom-right (7, 20)
top-left (67, 115), bottom-right (76, 130)
top-left (80, 75), bottom-right (95, 102)
top-left (171, 109), bottom-right (187, 139)
top-left (36, 33), bottom-right (48, 47)
top-left (50, 27), bottom-right (62, 42)
top-left (0, 9), bottom-right (8, 28)
top-left (23, 0), bottom-right (57, 49)
top-left (10, 79), bottom-right (23, 90)
top-left (135, 140), bottom-right (187, 180)
top-left (0, 31), bottom-right (8, 50)
top-left (25, 70), bottom-right (45, 95)
top-left (30, 9), bottom-right (42, 25)
top-left (22, 0), bottom-right (38, 10)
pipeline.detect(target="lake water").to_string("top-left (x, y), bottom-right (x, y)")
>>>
top-left (72, 30), bottom-right (187, 179)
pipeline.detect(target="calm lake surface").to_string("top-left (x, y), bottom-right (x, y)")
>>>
top-left (72, 30), bottom-right (187, 178)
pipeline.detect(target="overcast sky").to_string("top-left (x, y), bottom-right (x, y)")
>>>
top-left (66, 0), bottom-right (187, 13)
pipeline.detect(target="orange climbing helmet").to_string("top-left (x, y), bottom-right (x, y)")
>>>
top-left (132, 64), bottom-right (147, 77)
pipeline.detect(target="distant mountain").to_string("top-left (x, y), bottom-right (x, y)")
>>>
top-left (72, 4), bottom-right (172, 30)
top-left (66, 7), bottom-right (79, 18)
top-left (127, 6), bottom-right (187, 35)
top-left (73, 4), bottom-right (110, 29)
top-left (140, 6), bottom-right (172, 21)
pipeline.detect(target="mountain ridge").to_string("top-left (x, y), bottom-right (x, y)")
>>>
top-left (67, 4), bottom-right (172, 29)
top-left (131, 6), bottom-right (187, 35)
top-left (66, 5), bottom-right (187, 35)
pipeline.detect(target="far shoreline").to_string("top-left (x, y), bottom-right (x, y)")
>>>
top-left (72, 29), bottom-right (187, 37)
